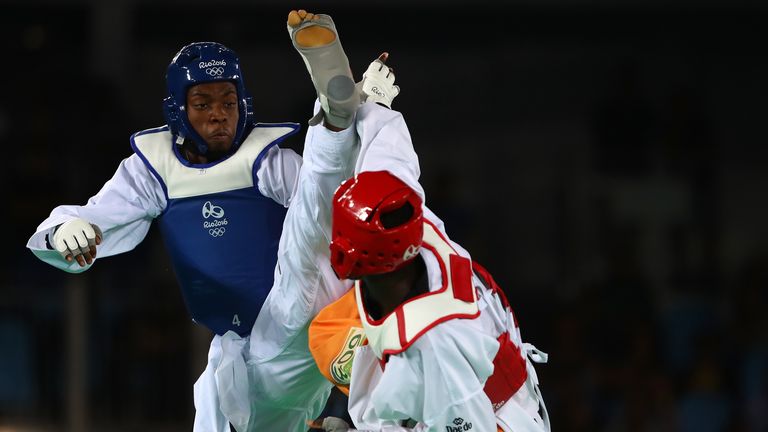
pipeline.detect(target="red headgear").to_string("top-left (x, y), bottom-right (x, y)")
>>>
top-left (330, 171), bottom-right (424, 279)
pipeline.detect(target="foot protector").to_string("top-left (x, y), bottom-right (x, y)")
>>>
top-left (288, 13), bottom-right (359, 128)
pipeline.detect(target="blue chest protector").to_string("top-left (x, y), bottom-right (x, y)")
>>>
top-left (131, 123), bottom-right (299, 336)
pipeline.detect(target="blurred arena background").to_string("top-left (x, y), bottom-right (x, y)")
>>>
top-left (2, 0), bottom-right (767, 431)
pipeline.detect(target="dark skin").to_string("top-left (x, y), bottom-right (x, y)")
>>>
top-left (183, 81), bottom-right (240, 163)
top-left (63, 233), bottom-right (102, 266)
top-left (361, 259), bottom-right (423, 317)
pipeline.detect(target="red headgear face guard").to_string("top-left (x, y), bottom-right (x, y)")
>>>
top-left (330, 171), bottom-right (424, 279)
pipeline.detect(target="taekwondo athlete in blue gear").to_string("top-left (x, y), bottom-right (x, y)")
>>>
top-left (139, 42), bottom-right (296, 336)
top-left (26, 42), bottom-right (306, 429)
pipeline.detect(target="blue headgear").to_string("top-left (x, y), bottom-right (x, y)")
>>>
top-left (163, 42), bottom-right (254, 155)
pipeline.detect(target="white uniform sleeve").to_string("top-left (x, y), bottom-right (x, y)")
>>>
top-left (363, 320), bottom-right (500, 432)
top-left (255, 146), bottom-right (303, 208)
top-left (353, 102), bottom-right (452, 241)
top-left (26, 153), bottom-right (166, 273)
top-left (280, 124), bottom-right (355, 291)
top-left (249, 121), bottom-right (356, 360)
top-left (354, 103), bottom-right (424, 200)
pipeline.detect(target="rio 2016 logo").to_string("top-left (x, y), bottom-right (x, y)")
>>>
top-left (198, 60), bottom-right (226, 69)
top-left (202, 201), bottom-right (228, 237)
top-left (198, 60), bottom-right (227, 77)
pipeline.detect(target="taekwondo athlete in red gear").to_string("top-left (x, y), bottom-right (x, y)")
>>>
top-left (311, 171), bottom-right (551, 431)
top-left (296, 18), bottom-right (552, 432)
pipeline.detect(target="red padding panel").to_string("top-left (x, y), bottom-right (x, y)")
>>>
top-left (450, 254), bottom-right (474, 302)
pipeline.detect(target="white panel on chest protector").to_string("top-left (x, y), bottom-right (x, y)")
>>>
top-left (134, 126), bottom-right (294, 199)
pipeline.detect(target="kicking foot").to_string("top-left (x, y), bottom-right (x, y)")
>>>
top-left (360, 52), bottom-right (400, 109)
top-left (287, 10), bottom-right (358, 129)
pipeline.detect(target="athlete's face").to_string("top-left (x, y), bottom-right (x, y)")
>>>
top-left (186, 81), bottom-right (239, 154)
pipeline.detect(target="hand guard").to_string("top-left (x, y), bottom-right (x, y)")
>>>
top-left (52, 218), bottom-right (102, 260)
top-left (361, 55), bottom-right (400, 108)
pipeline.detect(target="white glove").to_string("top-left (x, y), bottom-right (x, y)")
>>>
top-left (52, 218), bottom-right (102, 262)
top-left (361, 53), bottom-right (400, 108)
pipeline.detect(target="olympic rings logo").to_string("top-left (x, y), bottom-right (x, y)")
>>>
top-left (209, 227), bottom-right (226, 237)
top-left (206, 67), bottom-right (225, 76)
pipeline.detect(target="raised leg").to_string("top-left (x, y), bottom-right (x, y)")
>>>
top-left (287, 10), bottom-right (359, 129)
